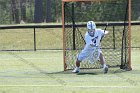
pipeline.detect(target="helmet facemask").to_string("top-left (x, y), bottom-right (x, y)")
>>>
top-left (88, 29), bottom-right (95, 37)
top-left (87, 21), bottom-right (96, 37)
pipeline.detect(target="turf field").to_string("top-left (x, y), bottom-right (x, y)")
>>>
top-left (0, 49), bottom-right (140, 93)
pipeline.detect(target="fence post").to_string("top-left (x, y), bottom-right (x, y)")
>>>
top-left (113, 25), bottom-right (116, 49)
top-left (34, 27), bottom-right (36, 51)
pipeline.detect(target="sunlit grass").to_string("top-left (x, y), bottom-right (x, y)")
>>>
top-left (0, 50), bottom-right (139, 93)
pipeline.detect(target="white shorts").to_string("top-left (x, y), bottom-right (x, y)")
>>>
top-left (77, 48), bottom-right (102, 62)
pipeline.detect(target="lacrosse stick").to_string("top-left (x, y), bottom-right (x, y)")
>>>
top-left (88, 47), bottom-right (100, 64)
top-left (101, 22), bottom-right (109, 42)
top-left (104, 22), bottom-right (108, 33)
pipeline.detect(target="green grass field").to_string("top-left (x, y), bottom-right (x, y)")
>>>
top-left (0, 49), bottom-right (140, 93)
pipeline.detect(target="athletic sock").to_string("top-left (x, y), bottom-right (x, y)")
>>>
top-left (76, 67), bottom-right (80, 70)
top-left (103, 64), bottom-right (107, 68)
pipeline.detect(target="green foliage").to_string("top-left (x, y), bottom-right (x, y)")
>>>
top-left (0, 0), bottom-right (140, 24)
top-left (0, 0), bottom-right (12, 24)
top-left (132, 0), bottom-right (140, 20)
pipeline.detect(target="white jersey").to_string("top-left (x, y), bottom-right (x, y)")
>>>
top-left (84, 29), bottom-right (105, 50)
top-left (77, 29), bottom-right (105, 61)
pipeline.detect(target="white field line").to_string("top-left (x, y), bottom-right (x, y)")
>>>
top-left (0, 85), bottom-right (135, 88)
top-left (0, 58), bottom-right (54, 60)
top-left (71, 86), bottom-right (135, 88)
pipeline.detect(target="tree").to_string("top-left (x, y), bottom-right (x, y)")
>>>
top-left (34, 0), bottom-right (43, 23)
top-left (26, 0), bottom-right (34, 22)
top-left (132, 0), bottom-right (140, 20)
top-left (20, 0), bottom-right (26, 22)
top-left (53, 0), bottom-right (61, 22)
top-left (11, 0), bottom-right (20, 23)
top-left (0, 0), bottom-right (11, 24)
top-left (46, 0), bottom-right (52, 22)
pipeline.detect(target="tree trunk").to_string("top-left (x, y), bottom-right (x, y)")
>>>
top-left (29, 0), bottom-right (33, 22)
top-left (11, 0), bottom-right (20, 23)
top-left (20, 0), bottom-right (26, 22)
top-left (34, 0), bottom-right (43, 23)
top-left (46, 0), bottom-right (52, 22)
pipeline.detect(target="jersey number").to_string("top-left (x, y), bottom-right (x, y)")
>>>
top-left (91, 36), bottom-right (98, 46)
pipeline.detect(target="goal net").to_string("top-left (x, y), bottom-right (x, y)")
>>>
top-left (62, 0), bottom-right (131, 70)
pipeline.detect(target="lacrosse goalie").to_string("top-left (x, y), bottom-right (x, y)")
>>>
top-left (72, 21), bottom-right (109, 73)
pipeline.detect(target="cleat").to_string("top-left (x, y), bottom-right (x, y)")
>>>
top-left (72, 67), bottom-right (80, 73)
top-left (103, 66), bottom-right (108, 74)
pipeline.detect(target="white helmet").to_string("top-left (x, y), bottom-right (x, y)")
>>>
top-left (87, 21), bottom-right (96, 30)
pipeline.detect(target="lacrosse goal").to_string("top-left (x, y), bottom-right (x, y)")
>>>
top-left (62, 0), bottom-right (132, 71)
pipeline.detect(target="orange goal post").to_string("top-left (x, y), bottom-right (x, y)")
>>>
top-left (62, 0), bottom-right (132, 71)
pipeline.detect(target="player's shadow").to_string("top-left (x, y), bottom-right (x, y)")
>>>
top-left (45, 68), bottom-right (129, 75)
top-left (45, 69), bottom-right (100, 75)
top-left (76, 72), bottom-right (98, 75)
